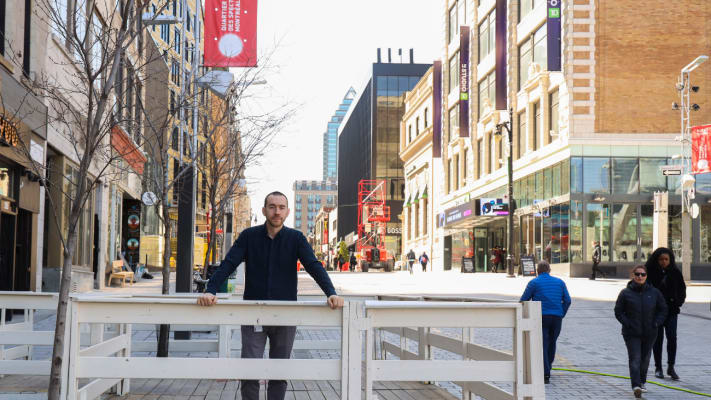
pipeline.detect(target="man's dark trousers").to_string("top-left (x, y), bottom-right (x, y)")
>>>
top-left (541, 315), bottom-right (562, 378)
top-left (241, 325), bottom-right (297, 400)
top-left (653, 313), bottom-right (678, 369)
top-left (624, 333), bottom-right (657, 388)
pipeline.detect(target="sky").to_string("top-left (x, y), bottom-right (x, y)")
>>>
top-left (230, 0), bottom-right (443, 225)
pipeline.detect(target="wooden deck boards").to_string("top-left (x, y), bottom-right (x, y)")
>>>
top-left (97, 379), bottom-right (458, 399)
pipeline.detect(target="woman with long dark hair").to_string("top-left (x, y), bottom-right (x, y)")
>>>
top-left (645, 247), bottom-right (686, 380)
top-left (614, 265), bottom-right (668, 398)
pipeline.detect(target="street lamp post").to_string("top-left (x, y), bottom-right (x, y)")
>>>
top-left (678, 55), bottom-right (708, 281)
top-left (496, 108), bottom-right (516, 278)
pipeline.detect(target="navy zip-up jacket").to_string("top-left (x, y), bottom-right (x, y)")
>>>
top-left (206, 224), bottom-right (337, 300)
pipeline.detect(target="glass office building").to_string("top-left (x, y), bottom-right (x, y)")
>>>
top-left (323, 88), bottom-right (356, 181)
top-left (338, 55), bottom-right (430, 259)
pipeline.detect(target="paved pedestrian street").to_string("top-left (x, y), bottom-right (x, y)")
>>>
top-left (2, 271), bottom-right (710, 399)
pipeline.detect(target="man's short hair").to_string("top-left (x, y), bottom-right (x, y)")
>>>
top-left (537, 260), bottom-right (551, 274)
top-left (264, 191), bottom-right (288, 207)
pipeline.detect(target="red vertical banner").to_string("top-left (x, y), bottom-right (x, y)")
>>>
top-left (204, 0), bottom-right (258, 67)
top-left (692, 124), bottom-right (711, 174)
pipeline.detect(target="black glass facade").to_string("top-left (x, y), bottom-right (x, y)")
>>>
top-left (337, 62), bottom-right (430, 244)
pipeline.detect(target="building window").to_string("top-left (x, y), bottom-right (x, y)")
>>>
top-left (519, 0), bottom-right (536, 22)
top-left (517, 111), bottom-right (526, 159)
top-left (448, 51), bottom-right (459, 94)
top-left (174, 28), bottom-right (181, 54)
top-left (422, 197), bottom-right (428, 236)
top-left (416, 116), bottom-right (420, 136)
top-left (424, 108), bottom-right (429, 127)
top-left (448, 3), bottom-right (458, 44)
top-left (478, 70), bottom-right (496, 119)
top-left (171, 127), bottom-right (178, 150)
top-left (447, 158), bottom-right (452, 193)
top-left (478, 9), bottom-right (496, 62)
top-left (408, 125), bottom-right (412, 143)
top-left (519, 24), bottom-right (547, 88)
top-left (476, 139), bottom-right (482, 179)
top-left (171, 60), bottom-right (180, 85)
top-left (533, 101), bottom-right (541, 151)
top-left (448, 106), bottom-right (459, 142)
top-left (496, 135), bottom-right (503, 170)
top-left (414, 202), bottom-right (420, 238)
top-left (463, 149), bottom-right (468, 182)
top-left (160, 18), bottom-right (169, 42)
top-left (549, 89), bottom-right (559, 143)
top-left (454, 154), bottom-right (460, 190)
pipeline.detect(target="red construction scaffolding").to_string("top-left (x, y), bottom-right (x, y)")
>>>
top-left (356, 179), bottom-right (391, 271)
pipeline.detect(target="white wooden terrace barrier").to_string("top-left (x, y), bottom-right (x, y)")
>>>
top-left (372, 295), bottom-right (545, 400)
top-left (0, 292), bottom-right (543, 399)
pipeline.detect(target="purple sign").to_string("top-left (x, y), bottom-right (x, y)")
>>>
top-left (495, 0), bottom-right (508, 110)
top-left (547, 0), bottom-right (562, 71)
top-left (438, 200), bottom-right (476, 227)
top-left (459, 26), bottom-right (470, 137)
top-left (433, 60), bottom-right (442, 158)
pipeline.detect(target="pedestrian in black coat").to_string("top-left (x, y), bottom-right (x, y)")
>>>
top-left (614, 265), bottom-right (668, 398)
top-left (645, 247), bottom-right (686, 380)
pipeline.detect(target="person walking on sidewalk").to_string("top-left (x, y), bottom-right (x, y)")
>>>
top-left (197, 191), bottom-right (344, 400)
top-left (519, 261), bottom-right (572, 384)
top-left (614, 265), bottom-right (668, 398)
top-left (646, 247), bottom-right (686, 381)
top-left (591, 240), bottom-right (604, 279)
top-left (419, 251), bottom-right (429, 272)
top-left (406, 249), bottom-right (416, 275)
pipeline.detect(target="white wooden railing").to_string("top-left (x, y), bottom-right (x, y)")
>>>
top-left (372, 295), bottom-right (545, 400)
top-left (0, 293), bottom-right (543, 400)
top-left (0, 292), bottom-right (59, 376)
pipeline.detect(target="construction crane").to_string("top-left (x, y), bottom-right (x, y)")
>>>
top-left (356, 179), bottom-right (393, 272)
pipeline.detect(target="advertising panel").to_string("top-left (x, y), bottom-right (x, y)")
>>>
top-left (692, 124), bottom-right (711, 174)
top-left (433, 60), bottom-right (442, 157)
top-left (459, 26), bottom-right (470, 137)
top-left (204, 0), bottom-right (258, 67)
top-left (547, 0), bottom-right (562, 71)
top-left (478, 198), bottom-right (509, 216)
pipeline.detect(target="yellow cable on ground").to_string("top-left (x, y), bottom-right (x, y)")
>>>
top-left (552, 367), bottom-right (711, 398)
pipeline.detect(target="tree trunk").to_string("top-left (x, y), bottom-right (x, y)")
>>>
top-left (157, 207), bottom-right (172, 357)
top-left (47, 206), bottom-right (80, 400)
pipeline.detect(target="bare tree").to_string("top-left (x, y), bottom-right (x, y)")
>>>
top-left (4, 1), bottom-right (172, 398)
top-left (198, 65), bottom-right (296, 272)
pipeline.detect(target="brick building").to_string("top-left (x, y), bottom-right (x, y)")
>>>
top-left (434, 0), bottom-right (711, 278)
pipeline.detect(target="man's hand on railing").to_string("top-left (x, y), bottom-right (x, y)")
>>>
top-left (197, 293), bottom-right (217, 306)
top-left (327, 295), bottom-right (344, 309)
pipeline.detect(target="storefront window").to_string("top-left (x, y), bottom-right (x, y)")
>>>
top-left (559, 203), bottom-right (570, 263)
top-left (640, 158), bottom-right (667, 194)
top-left (667, 158), bottom-right (682, 195)
top-left (552, 163), bottom-right (562, 197)
top-left (640, 205), bottom-right (654, 262)
top-left (586, 203), bottom-right (610, 262)
top-left (695, 173), bottom-right (711, 194)
top-left (612, 204), bottom-right (637, 262)
top-left (700, 205), bottom-right (711, 263)
top-left (561, 159), bottom-right (570, 195)
top-left (570, 201), bottom-right (583, 262)
top-left (451, 230), bottom-right (474, 271)
top-left (543, 206), bottom-right (553, 262)
top-left (570, 157), bottom-right (583, 193)
top-left (668, 205), bottom-right (682, 262)
top-left (583, 157), bottom-right (610, 194)
top-left (0, 164), bottom-right (13, 198)
top-left (535, 171), bottom-right (544, 201)
top-left (544, 168), bottom-right (553, 199)
top-left (612, 158), bottom-right (639, 194)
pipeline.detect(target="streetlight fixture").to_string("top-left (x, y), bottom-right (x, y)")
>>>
top-left (495, 108), bottom-right (516, 278)
top-left (677, 55), bottom-right (708, 281)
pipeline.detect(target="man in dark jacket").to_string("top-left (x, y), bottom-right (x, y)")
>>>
top-left (591, 241), bottom-right (603, 279)
top-left (646, 247), bottom-right (686, 380)
top-left (406, 249), bottom-right (416, 275)
top-left (615, 266), bottom-right (668, 397)
top-left (198, 192), bottom-right (343, 400)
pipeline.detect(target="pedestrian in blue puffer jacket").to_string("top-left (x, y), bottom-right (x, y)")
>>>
top-left (614, 265), bottom-right (668, 398)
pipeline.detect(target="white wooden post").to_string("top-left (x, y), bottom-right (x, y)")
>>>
top-left (218, 324), bottom-right (231, 358)
top-left (365, 319), bottom-right (375, 400)
top-left (522, 301), bottom-right (545, 399)
top-left (462, 328), bottom-right (471, 400)
top-left (340, 302), bottom-right (350, 398)
top-left (66, 301), bottom-right (80, 400)
top-left (347, 302), bottom-right (363, 400)
top-left (118, 323), bottom-right (132, 395)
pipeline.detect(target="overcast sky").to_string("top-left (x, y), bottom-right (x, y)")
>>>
top-left (230, 0), bottom-right (443, 225)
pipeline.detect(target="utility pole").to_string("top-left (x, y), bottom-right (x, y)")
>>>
top-left (496, 108), bottom-right (516, 278)
top-left (678, 55), bottom-right (708, 282)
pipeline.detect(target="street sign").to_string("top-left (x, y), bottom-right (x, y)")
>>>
top-left (660, 165), bottom-right (682, 176)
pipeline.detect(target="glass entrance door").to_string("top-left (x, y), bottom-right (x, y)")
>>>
top-left (474, 228), bottom-right (488, 272)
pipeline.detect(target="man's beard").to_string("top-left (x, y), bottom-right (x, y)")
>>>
top-left (266, 217), bottom-right (283, 228)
